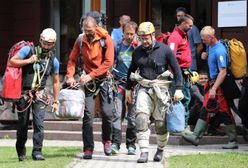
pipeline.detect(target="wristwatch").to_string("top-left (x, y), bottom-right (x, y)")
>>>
top-left (53, 100), bottom-right (59, 104)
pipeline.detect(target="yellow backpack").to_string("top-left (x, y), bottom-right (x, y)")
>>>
top-left (228, 38), bottom-right (247, 79)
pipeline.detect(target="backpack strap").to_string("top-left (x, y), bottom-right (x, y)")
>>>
top-left (77, 33), bottom-right (84, 55)
top-left (76, 34), bottom-right (107, 75)
top-left (76, 34), bottom-right (84, 75)
top-left (115, 38), bottom-right (124, 65)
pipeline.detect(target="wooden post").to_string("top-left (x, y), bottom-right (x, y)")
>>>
top-left (91, 0), bottom-right (100, 11)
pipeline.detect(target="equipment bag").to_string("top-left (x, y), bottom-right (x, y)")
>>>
top-left (221, 38), bottom-right (247, 79)
top-left (1, 41), bottom-right (34, 101)
top-left (156, 32), bottom-right (171, 45)
top-left (166, 101), bottom-right (185, 133)
top-left (56, 88), bottom-right (85, 119)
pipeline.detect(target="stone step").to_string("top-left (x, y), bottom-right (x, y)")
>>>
top-left (43, 120), bottom-right (157, 133)
top-left (0, 129), bottom-right (246, 145)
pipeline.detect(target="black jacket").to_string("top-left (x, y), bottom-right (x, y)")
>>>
top-left (126, 42), bottom-right (183, 90)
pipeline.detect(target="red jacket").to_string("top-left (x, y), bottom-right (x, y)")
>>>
top-left (67, 27), bottom-right (114, 79)
top-left (167, 27), bottom-right (191, 68)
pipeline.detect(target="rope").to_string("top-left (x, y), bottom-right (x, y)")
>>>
top-left (15, 91), bottom-right (34, 113)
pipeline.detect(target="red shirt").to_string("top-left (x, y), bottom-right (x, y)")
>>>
top-left (167, 27), bottom-right (191, 68)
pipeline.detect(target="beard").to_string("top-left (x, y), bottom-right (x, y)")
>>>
top-left (42, 47), bottom-right (50, 53)
top-left (86, 34), bottom-right (95, 43)
top-left (142, 44), bottom-right (153, 54)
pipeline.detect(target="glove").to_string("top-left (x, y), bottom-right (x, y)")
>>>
top-left (190, 71), bottom-right (199, 84)
top-left (174, 89), bottom-right (184, 101)
top-left (66, 77), bottom-right (76, 87)
top-left (125, 90), bottom-right (132, 105)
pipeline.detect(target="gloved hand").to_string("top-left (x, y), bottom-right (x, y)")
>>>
top-left (174, 89), bottom-right (184, 101)
top-left (125, 90), bottom-right (132, 105)
top-left (190, 71), bottom-right (199, 84)
top-left (66, 77), bottom-right (76, 87)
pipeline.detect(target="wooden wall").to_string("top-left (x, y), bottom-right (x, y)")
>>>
top-left (0, 0), bottom-right (44, 74)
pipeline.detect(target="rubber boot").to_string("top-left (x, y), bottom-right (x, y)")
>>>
top-left (137, 152), bottom-right (148, 163)
top-left (222, 125), bottom-right (238, 149)
top-left (182, 119), bottom-right (208, 146)
top-left (153, 148), bottom-right (163, 162)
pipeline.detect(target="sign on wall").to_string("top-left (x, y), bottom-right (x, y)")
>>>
top-left (218, 0), bottom-right (247, 27)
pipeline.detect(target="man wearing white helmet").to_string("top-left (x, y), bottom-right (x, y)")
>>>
top-left (126, 22), bottom-right (184, 163)
top-left (9, 28), bottom-right (60, 161)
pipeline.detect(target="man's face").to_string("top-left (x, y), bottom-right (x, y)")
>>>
top-left (124, 27), bottom-right (136, 44)
top-left (176, 11), bottom-right (185, 22)
top-left (40, 40), bottom-right (55, 53)
top-left (83, 22), bottom-right (96, 43)
top-left (181, 19), bottom-right (193, 32)
top-left (120, 16), bottom-right (130, 27)
top-left (139, 34), bottom-right (153, 48)
top-left (198, 74), bottom-right (208, 86)
top-left (201, 34), bottom-right (213, 45)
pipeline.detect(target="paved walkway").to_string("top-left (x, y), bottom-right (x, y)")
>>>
top-left (1, 139), bottom-right (248, 168)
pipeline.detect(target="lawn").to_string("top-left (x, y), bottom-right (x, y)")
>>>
top-left (0, 147), bottom-right (81, 168)
top-left (168, 152), bottom-right (248, 168)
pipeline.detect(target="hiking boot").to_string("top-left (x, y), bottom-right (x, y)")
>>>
top-left (17, 148), bottom-right (27, 161)
top-left (83, 150), bottom-right (93, 159)
top-left (32, 153), bottom-right (45, 161)
top-left (127, 146), bottom-right (136, 155)
top-left (153, 148), bottom-right (163, 162)
top-left (137, 152), bottom-right (148, 163)
top-left (103, 140), bottom-right (111, 156)
top-left (111, 143), bottom-right (119, 155)
top-left (18, 155), bottom-right (27, 162)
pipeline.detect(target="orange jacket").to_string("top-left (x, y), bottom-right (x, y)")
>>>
top-left (66, 27), bottom-right (114, 79)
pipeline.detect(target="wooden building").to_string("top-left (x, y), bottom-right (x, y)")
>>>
top-left (1, 0), bottom-right (248, 74)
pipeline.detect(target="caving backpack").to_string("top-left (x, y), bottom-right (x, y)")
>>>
top-left (1, 41), bottom-right (34, 102)
top-left (221, 38), bottom-right (247, 79)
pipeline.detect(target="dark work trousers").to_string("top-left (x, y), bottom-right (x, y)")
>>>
top-left (83, 80), bottom-right (114, 151)
top-left (112, 86), bottom-right (136, 149)
top-left (16, 98), bottom-right (45, 156)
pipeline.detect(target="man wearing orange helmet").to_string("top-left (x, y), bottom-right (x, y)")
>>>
top-left (9, 28), bottom-right (60, 161)
top-left (126, 22), bottom-right (183, 163)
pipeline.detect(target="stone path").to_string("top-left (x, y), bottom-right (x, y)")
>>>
top-left (1, 139), bottom-right (248, 168)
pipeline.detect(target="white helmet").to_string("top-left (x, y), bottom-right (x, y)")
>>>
top-left (40, 28), bottom-right (57, 43)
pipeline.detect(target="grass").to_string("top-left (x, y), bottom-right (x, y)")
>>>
top-left (0, 147), bottom-right (81, 168)
top-left (168, 152), bottom-right (248, 168)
